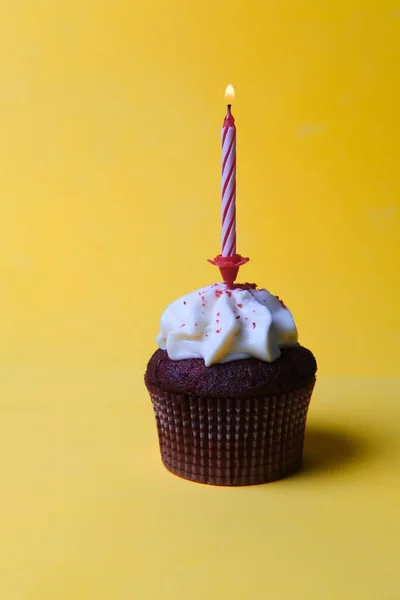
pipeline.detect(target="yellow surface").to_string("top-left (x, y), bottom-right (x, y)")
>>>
top-left (1, 374), bottom-right (400, 600)
top-left (1, 1), bottom-right (400, 598)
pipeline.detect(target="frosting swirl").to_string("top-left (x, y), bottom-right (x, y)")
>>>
top-left (156, 283), bottom-right (298, 366)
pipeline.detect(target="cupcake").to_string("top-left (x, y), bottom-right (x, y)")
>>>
top-left (145, 282), bottom-right (317, 485)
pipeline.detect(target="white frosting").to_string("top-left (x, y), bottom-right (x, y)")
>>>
top-left (156, 283), bottom-right (298, 366)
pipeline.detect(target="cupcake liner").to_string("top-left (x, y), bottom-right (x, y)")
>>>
top-left (146, 380), bottom-right (315, 486)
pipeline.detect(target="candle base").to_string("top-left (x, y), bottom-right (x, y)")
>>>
top-left (208, 254), bottom-right (250, 288)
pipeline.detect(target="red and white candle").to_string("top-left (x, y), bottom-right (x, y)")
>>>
top-left (221, 84), bottom-right (236, 257)
top-left (208, 84), bottom-right (249, 287)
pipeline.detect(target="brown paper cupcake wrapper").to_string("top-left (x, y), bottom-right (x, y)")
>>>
top-left (146, 380), bottom-right (315, 486)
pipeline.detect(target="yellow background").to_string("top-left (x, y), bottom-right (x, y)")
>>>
top-left (1, 1), bottom-right (399, 599)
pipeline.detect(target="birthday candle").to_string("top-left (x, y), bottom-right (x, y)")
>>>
top-left (221, 84), bottom-right (236, 257)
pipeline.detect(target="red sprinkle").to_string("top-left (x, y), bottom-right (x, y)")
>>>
top-left (275, 295), bottom-right (287, 308)
top-left (215, 290), bottom-right (223, 298)
top-left (235, 315), bottom-right (240, 320)
top-left (233, 282), bottom-right (257, 290)
top-left (179, 324), bottom-right (186, 328)
top-left (217, 312), bottom-right (220, 317)
top-left (183, 301), bottom-right (187, 305)
top-left (202, 303), bottom-right (206, 307)
top-left (252, 322), bottom-right (256, 329)
top-left (216, 319), bottom-right (220, 324)
top-left (216, 329), bottom-right (221, 334)
top-left (195, 323), bottom-right (198, 327)
top-left (237, 303), bottom-right (243, 308)
top-left (226, 290), bottom-right (232, 297)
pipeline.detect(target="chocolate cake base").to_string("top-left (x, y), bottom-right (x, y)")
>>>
top-left (145, 347), bottom-right (317, 486)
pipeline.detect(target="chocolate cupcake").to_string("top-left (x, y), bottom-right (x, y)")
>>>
top-left (145, 282), bottom-right (317, 486)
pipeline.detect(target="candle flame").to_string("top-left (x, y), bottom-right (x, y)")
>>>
top-left (224, 84), bottom-right (235, 104)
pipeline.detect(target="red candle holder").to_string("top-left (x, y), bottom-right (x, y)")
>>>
top-left (208, 254), bottom-right (250, 288)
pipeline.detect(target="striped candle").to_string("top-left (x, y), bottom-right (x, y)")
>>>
top-left (221, 84), bottom-right (236, 257)
top-left (208, 85), bottom-right (249, 287)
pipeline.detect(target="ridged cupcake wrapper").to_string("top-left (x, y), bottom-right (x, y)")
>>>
top-left (146, 380), bottom-right (315, 486)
